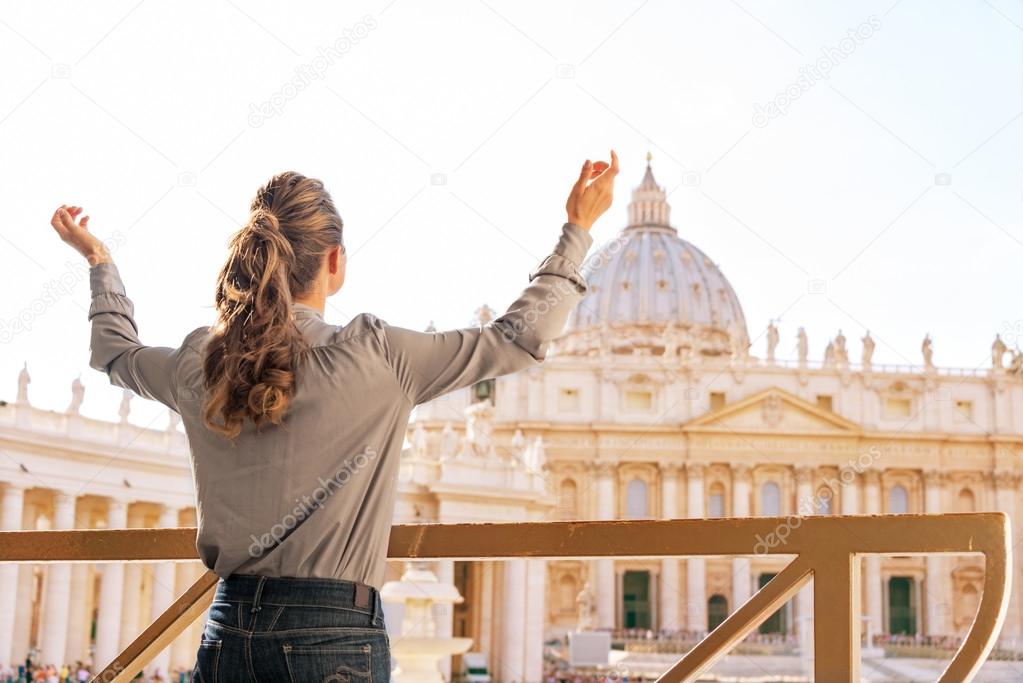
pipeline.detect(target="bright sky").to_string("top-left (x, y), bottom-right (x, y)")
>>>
top-left (1, 0), bottom-right (1021, 427)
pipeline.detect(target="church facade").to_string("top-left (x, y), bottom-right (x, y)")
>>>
top-left (1, 163), bottom-right (1022, 680)
top-left (407, 162), bottom-right (1023, 678)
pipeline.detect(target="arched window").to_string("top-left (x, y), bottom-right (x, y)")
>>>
top-left (761, 482), bottom-right (781, 516)
top-left (558, 479), bottom-right (578, 520)
top-left (889, 485), bottom-right (909, 514)
top-left (708, 482), bottom-right (726, 518)
top-left (957, 488), bottom-right (976, 512)
top-left (626, 478), bottom-right (648, 518)
top-left (708, 594), bottom-right (729, 631)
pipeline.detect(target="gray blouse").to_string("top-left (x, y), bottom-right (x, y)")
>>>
top-left (88, 222), bottom-right (593, 587)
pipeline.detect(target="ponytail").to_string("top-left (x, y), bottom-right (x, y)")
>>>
top-left (202, 172), bottom-right (343, 440)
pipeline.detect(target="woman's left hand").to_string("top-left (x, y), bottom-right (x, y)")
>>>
top-left (50, 205), bottom-right (111, 265)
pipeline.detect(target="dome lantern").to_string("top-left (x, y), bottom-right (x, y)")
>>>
top-left (560, 159), bottom-right (748, 358)
top-left (627, 152), bottom-right (672, 230)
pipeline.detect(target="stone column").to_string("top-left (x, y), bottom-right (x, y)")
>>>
top-left (120, 507), bottom-right (145, 646)
top-left (479, 563), bottom-right (494, 665)
top-left (120, 503), bottom-right (145, 650)
top-left (120, 563), bottom-right (142, 650)
top-left (995, 472), bottom-right (1021, 638)
top-left (659, 464), bottom-right (681, 630)
top-left (924, 471), bottom-right (949, 636)
top-left (730, 465), bottom-right (752, 614)
top-left (40, 491), bottom-right (76, 666)
top-left (433, 560), bottom-right (455, 681)
top-left (95, 499), bottom-right (129, 668)
top-left (0, 484), bottom-right (25, 666)
top-left (863, 471), bottom-right (883, 643)
top-left (523, 559), bottom-right (546, 683)
top-left (685, 464), bottom-right (706, 633)
top-left (793, 466), bottom-right (815, 671)
top-left (11, 561), bottom-right (33, 665)
top-left (65, 564), bottom-right (90, 665)
top-left (171, 562), bottom-right (205, 671)
top-left (147, 505), bottom-right (180, 678)
top-left (500, 559), bottom-right (527, 683)
top-left (840, 472), bottom-right (859, 515)
top-left (594, 463), bottom-right (616, 629)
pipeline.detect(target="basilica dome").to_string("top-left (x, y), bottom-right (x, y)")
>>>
top-left (561, 159), bottom-right (748, 358)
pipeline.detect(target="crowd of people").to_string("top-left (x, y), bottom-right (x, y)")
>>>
top-left (0, 661), bottom-right (193, 683)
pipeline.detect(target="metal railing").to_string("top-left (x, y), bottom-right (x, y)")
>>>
top-left (0, 513), bottom-right (1011, 683)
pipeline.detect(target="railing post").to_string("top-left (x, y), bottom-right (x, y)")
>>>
top-left (813, 551), bottom-right (861, 682)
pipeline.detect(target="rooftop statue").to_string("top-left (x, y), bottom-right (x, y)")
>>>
top-left (862, 332), bottom-right (875, 370)
top-left (922, 334), bottom-right (935, 371)
top-left (992, 334), bottom-right (1007, 370)
top-left (16, 362), bottom-right (30, 404)
top-left (67, 375), bottom-right (85, 415)
top-left (766, 321), bottom-right (779, 365)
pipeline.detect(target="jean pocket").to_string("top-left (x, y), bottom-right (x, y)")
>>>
top-left (282, 643), bottom-right (373, 683)
top-left (192, 639), bottom-right (222, 683)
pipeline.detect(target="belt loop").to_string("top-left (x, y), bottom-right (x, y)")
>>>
top-left (250, 576), bottom-right (267, 614)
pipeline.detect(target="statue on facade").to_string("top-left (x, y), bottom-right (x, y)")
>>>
top-left (440, 422), bottom-right (458, 459)
top-left (118, 388), bottom-right (132, 423)
top-left (796, 328), bottom-right (808, 367)
top-left (462, 401), bottom-right (495, 458)
top-left (861, 332), bottom-right (875, 370)
top-left (728, 320), bottom-right (747, 362)
top-left (575, 582), bottom-right (596, 631)
top-left (67, 375), bottom-right (85, 415)
top-left (834, 330), bottom-right (849, 367)
top-left (526, 435), bottom-right (547, 473)
top-left (167, 410), bottom-right (181, 433)
top-left (511, 429), bottom-right (526, 458)
top-left (766, 321), bottom-right (779, 365)
top-left (424, 320), bottom-right (437, 333)
top-left (922, 334), bottom-right (934, 370)
top-left (411, 422), bottom-right (428, 458)
top-left (16, 362), bottom-right (30, 404)
top-left (1008, 350), bottom-right (1023, 375)
top-left (662, 322), bottom-right (679, 359)
top-left (992, 334), bottom-right (1007, 370)
top-left (823, 341), bottom-right (835, 368)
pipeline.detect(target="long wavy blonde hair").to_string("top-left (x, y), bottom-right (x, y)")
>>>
top-left (202, 171), bottom-right (343, 439)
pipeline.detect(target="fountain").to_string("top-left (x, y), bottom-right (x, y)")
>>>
top-left (381, 562), bottom-right (474, 683)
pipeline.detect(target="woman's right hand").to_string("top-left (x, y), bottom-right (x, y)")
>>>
top-left (566, 150), bottom-right (619, 230)
top-left (49, 205), bottom-right (111, 266)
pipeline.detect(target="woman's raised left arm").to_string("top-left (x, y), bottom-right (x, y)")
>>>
top-left (50, 205), bottom-right (188, 411)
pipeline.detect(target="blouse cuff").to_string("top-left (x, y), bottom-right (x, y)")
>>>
top-left (528, 223), bottom-right (594, 293)
top-left (90, 261), bottom-right (126, 297)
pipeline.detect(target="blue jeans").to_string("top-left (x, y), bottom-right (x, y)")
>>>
top-left (192, 574), bottom-right (390, 682)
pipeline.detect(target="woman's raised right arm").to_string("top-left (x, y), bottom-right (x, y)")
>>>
top-left (383, 152), bottom-right (618, 405)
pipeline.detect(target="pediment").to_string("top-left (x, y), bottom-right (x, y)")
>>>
top-left (685, 387), bottom-right (861, 434)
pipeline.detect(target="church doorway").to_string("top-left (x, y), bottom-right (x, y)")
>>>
top-left (708, 594), bottom-right (729, 631)
top-left (622, 571), bottom-right (651, 628)
top-left (757, 573), bottom-right (787, 633)
top-left (888, 576), bottom-right (917, 635)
